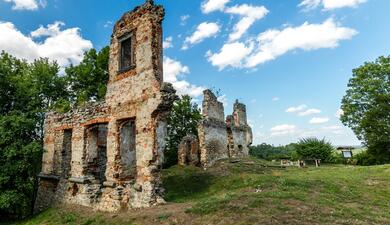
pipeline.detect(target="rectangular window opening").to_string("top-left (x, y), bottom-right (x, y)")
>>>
top-left (119, 33), bottom-right (134, 72)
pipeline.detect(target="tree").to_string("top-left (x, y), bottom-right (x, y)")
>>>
top-left (295, 138), bottom-right (333, 161)
top-left (341, 55), bottom-right (390, 164)
top-left (0, 47), bottom-right (110, 220)
top-left (65, 47), bottom-right (109, 106)
top-left (0, 52), bottom-right (66, 219)
top-left (164, 95), bottom-right (202, 168)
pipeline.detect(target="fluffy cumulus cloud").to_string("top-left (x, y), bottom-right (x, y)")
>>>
top-left (270, 124), bottom-right (297, 136)
top-left (309, 117), bottom-right (330, 124)
top-left (286, 104), bottom-right (307, 113)
top-left (298, 108), bottom-right (321, 116)
top-left (286, 104), bottom-right (321, 116)
top-left (335, 109), bottom-right (344, 118)
top-left (163, 36), bottom-right (173, 49)
top-left (207, 19), bottom-right (357, 70)
top-left (225, 4), bottom-right (269, 42)
top-left (3, 0), bottom-right (46, 10)
top-left (0, 21), bottom-right (92, 68)
top-left (163, 57), bottom-right (205, 97)
top-left (183, 22), bottom-right (220, 50)
top-left (299, 0), bottom-right (367, 11)
top-left (201, 0), bottom-right (230, 14)
top-left (245, 19), bottom-right (357, 68)
top-left (206, 41), bottom-right (253, 70)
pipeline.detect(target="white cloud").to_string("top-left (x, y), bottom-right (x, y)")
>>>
top-left (3, 0), bottom-right (46, 10)
top-left (163, 57), bottom-right (205, 98)
top-left (245, 18), bottom-right (357, 68)
top-left (225, 4), bottom-right (269, 42)
top-left (103, 21), bottom-right (113, 28)
top-left (183, 22), bottom-right (220, 50)
top-left (207, 19), bottom-right (356, 70)
top-left (206, 41), bottom-right (253, 70)
top-left (335, 109), bottom-right (344, 118)
top-left (272, 97), bottom-right (280, 101)
top-left (270, 124), bottom-right (297, 136)
top-left (217, 94), bottom-right (228, 106)
top-left (163, 36), bottom-right (173, 49)
top-left (180, 15), bottom-right (190, 26)
top-left (310, 117), bottom-right (330, 124)
top-left (0, 21), bottom-right (92, 68)
top-left (299, 0), bottom-right (367, 11)
top-left (298, 108), bottom-right (321, 116)
top-left (201, 0), bottom-right (230, 14)
top-left (286, 104), bottom-right (307, 113)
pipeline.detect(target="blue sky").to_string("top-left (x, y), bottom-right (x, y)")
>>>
top-left (1, 0), bottom-right (389, 146)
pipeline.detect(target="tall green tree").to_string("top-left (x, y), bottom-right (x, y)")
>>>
top-left (341, 55), bottom-right (390, 164)
top-left (0, 52), bottom-right (66, 219)
top-left (65, 47), bottom-right (109, 105)
top-left (164, 95), bottom-right (202, 168)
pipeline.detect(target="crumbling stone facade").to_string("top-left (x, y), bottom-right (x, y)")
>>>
top-left (198, 90), bottom-right (229, 168)
top-left (226, 101), bottom-right (253, 158)
top-left (197, 90), bottom-right (253, 168)
top-left (35, 0), bottom-right (176, 213)
top-left (177, 134), bottom-right (200, 166)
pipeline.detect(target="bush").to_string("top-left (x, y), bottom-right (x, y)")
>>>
top-left (354, 151), bottom-right (379, 166)
top-left (295, 138), bottom-right (333, 162)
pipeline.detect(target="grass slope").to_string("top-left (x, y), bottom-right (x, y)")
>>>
top-left (8, 158), bottom-right (390, 225)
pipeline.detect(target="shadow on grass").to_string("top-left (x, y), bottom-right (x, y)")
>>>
top-left (163, 166), bottom-right (216, 203)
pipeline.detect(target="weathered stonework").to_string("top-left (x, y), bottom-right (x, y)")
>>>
top-left (178, 134), bottom-right (200, 166)
top-left (198, 90), bottom-right (229, 168)
top-left (197, 90), bottom-right (253, 168)
top-left (35, 1), bottom-right (176, 213)
top-left (227, 101), bottom-right (253, 158)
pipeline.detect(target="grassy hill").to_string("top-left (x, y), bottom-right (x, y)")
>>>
top-left (10, 158), bottom-right (390, 225)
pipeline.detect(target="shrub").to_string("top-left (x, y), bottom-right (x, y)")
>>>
top-left (354, 151), bottom-right (379, 166)
top-left (295, 138), bottom-right (333, 162)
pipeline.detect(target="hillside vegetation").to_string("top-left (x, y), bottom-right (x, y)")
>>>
top-left (9, 158), bottom-right (390, 225)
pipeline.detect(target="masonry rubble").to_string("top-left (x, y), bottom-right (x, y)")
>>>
top-left (35, 0), bottom-right (176, 213)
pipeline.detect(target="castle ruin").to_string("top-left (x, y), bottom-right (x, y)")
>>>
top-left (180, 90), bottom-right (253, 168)
top-left (35, 0), bottom-right (252, 213)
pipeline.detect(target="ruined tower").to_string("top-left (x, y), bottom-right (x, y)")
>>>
top-left (35, 1), bottom-right (176, 213)
top-left (196, 91), bottom-right (253, 168)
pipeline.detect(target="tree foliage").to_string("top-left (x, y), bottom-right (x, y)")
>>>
top-left (295, 138), bottom-right (333, 161)
top-left (65, 47), bottom-right (109, 106)
top-left (0, 52), bottom-right (66, 219)
top-left (164, 95), bottom-right (202, 168)
top-left (249, 143), bottom-right (297, 160)
top-left (341, 55), bottom-right (390, 164)
top-left (0, 47), bottom-right (109, 220)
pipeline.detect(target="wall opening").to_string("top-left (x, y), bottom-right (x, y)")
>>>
top-left (227, 127), bottom-right (234, 158)
top-left (61, 129), bottom-right (72, 178)
top-left (85, 124), bottom-right (108, 183)
top-left (119, 33), bottom-right (135, 72)
top-left (119, 119), bottom-right (137, 180)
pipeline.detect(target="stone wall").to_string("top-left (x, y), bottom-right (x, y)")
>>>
top-left (198, 90), bottom-right (228, 168)
top-left (178, 134), bottom-right (200, 166)
top-left (227, 101), bottom-right (253, 158)
top-left (197, 92), bottom-right (253, 168)
top-left (35, 0), bottom-right (176, 213)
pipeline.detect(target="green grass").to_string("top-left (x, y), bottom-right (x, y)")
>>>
top-left (9, 158), bottom-right (390, 225)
